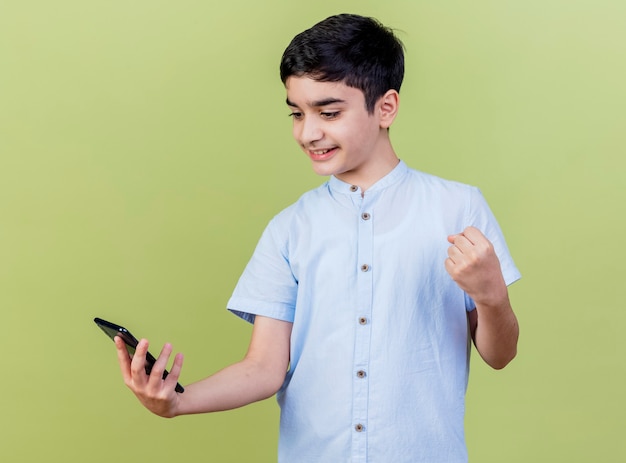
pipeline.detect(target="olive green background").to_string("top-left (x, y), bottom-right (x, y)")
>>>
top-left (1, 0), bottom-right (624, 461)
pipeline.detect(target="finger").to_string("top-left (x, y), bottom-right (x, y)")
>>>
top-left (444, 256), bottom-right (456, 275)
top-left (447, 245), bottom-right (472, 275)
top-left (447, 234), bottom-right (460, 244)
top-left (164, 353), bottom-right (184, 391)
top-left (448, 231), bottom-right (474, 249)
top-left (450, 234), bottom-right (474, 255)
top-left (447, 243), bottom-right (463, 263)
top-left (463, 228), bottom-right (496, 260)
top-left (462, 226), bottom-right (488, 245)
top-left (114, 336), bottom-right (132, 382)
top-left (147, 343), bottom-right (174, 389)
top-left (130, 338), bottom-right (150, 384)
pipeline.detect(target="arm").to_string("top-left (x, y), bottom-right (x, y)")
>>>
top-left (115, 315), bottom-right (292, 417)
top-left (445, 226), bottom-right (519, 369)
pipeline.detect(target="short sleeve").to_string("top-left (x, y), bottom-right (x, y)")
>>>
top-left (227, 216), bottom-right (297, 324)
top-left (465, 187), bottom-right (521, 310)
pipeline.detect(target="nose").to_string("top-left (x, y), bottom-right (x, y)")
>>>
top-left (295, 116), bottom-right (323, 146)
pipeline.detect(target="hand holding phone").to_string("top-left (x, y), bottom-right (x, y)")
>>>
top-left (94, 317), bottom-right (184, 393)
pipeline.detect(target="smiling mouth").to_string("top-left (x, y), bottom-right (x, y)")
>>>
top-left (307, 147), bottom-right (337, 160)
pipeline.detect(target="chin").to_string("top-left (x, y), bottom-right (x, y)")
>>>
top-left (310, 162), bottom-right (340, 177)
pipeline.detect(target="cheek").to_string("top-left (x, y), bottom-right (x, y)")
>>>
top-left (345, 124), bottom-right (371, 148)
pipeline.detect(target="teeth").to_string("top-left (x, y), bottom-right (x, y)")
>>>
top-left (312, 149), bottom-right (331, 155)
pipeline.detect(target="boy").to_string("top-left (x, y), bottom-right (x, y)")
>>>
top-left (114, 13), bottom-right (520, 462)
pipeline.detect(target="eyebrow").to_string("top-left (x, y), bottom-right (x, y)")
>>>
top-left (286, 97), bottom-right (346, 108)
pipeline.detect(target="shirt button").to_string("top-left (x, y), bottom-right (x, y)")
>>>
top-left (355, 424), bottom-right (365, 432)
top-left (356, 370), bottom-right (367, 379)
top-left (350, 185), bottom-right (358, 192)
top-left (358, 316), bottom-right (368, 325)
top-left (360, 264), bottom-right (370, 272)
top-left (361, 212), bottom-right (371, 220)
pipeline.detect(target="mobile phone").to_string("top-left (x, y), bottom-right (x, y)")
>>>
top-left (94, 317), bottom-right (184, 393)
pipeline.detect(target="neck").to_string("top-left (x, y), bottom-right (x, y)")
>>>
top-left (336, 140), bottom-right (399, 193)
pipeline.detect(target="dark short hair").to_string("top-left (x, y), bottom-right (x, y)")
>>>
top-left (280, 14), bottom-right (405, 113)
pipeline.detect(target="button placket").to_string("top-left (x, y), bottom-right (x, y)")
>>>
top-left (352, 200), bottom-right (373, 455)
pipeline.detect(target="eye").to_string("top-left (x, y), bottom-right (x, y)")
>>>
top-left (288, 111), bottom-right (303, 121)
top-left (320, 111), bottom-right (340, 120)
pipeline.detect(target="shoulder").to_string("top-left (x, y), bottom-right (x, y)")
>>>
top-left (266, 182), bottom-right (330, 230)
top-left (402, 166), bottom-right (478, 198)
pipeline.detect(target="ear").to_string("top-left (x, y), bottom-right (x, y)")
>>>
top-left (378, 90), bottom-right (400, 129)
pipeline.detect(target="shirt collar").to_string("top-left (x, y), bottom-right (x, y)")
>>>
top-left (328, 160), bottom-right (409, 195)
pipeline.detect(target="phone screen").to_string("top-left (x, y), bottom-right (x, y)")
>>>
top-left (94, 317), bottom-right (184, 393)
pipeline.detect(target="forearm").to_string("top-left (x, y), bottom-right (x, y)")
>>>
top-left (117, 316), bottom-right (291, 419)
top-left (445, 227), bottom-right (519, 369)
top-left (175, 357), bottom-right (286, 416)
top-left (173, 316), bottom-right (292, 417)
top-left (472, 293), bottom-right (519, 369)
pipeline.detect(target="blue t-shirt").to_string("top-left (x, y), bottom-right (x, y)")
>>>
top-left (228, 161), bottom-right (521, 463)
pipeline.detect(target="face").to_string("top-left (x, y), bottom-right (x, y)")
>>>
top-left (285, 76), bottom-right (397, 186)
